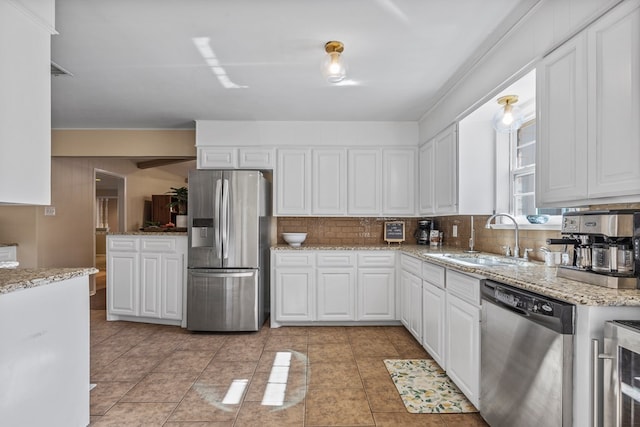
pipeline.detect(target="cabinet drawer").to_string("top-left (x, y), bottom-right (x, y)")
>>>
top-left (446, 270), bottom-right (482, 306)
top-left (108, 237), bottom-right (139, 252)
top-left (317, 252), bottom-right (355, 267)
top-left (422, 261), bottom-right (445, 289)
top-left (400, 253), bottom-right (422, 276)
top-left (274, 251), bottom-right (315, 267)
top-left (357, 251), bottom-right (395, 267)
top-left (141, 238), bottom-right (177, 253)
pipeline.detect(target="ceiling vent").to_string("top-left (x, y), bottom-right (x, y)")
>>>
top-left (51, 61), bottom-right (73, 77)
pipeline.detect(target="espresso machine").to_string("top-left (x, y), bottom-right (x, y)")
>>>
top-left (414, 219), bottom-right (434, 245)
top-left (547, 210), bottom-right (640, 289)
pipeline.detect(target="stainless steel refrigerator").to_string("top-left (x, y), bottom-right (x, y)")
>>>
top-left (186, 170), bottom-right (271, 331)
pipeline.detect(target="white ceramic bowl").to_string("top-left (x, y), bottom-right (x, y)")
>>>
top-left (282, 232), bottom-right (307, 247)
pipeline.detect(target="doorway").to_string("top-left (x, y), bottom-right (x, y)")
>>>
top-left (93, 169), bottom-right (126, 308)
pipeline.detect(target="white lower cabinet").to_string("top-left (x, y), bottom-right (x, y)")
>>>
top-left (444, 270), bottom-right (482, 409)
top-left (400, 254), bottom-right (424, 342)
top-left (422, 280), bottom-right (446, 368)
top-left (274, 267), bottom-right (315, 322)
top-left (0, 245), bottom-right (17, 262)
top-left (357, 267), bottom-right (395, 320)
top-left (107, 235), bottom-right (187, 326)
top-left (272, 250), bottom-right (396, 326)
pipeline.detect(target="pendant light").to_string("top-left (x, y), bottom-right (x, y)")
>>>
top-left (322, 41), bottom-right (347, 83)
top-left (492, 95), bottom-right (524, 133)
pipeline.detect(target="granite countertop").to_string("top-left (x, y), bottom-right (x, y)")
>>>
top-left (109, 231), bottom-right (188, 236)
top-left (0, 267), bottom-right (99, 295)
top-left (272, 243), bottom-right (640, 307)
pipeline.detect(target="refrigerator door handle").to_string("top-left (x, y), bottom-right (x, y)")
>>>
top-left (189, 271), bottom-right (255, 278)
top-left (214, 179), bottom-right (222, 259)
top-left (222, 178), bottom-right (230, 259)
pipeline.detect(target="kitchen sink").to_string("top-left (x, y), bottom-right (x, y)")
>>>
top-left (424, 253), bottom-right (536, 267)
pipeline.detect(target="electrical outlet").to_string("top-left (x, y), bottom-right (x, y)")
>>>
top-left (44, 206), bottom-right (56, 216)
top-left (452, 225), bottom-right (458, 237)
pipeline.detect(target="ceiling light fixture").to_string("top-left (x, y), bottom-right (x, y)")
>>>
top-left (322, 41), bottom-right (347, 83)
top-left (492, 95), bottom-right (524, 133)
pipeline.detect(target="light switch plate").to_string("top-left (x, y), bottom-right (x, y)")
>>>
top-left (452, 225), bottom-right (458, 237)
top-left (44, 206), bottom-right (56, 216)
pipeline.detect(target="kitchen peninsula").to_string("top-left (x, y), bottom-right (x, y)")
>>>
top-left (0, 267), bottom-right (97, 427)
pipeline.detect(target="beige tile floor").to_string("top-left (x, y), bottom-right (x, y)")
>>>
top-left (89, 309), bottom-right (489, 426)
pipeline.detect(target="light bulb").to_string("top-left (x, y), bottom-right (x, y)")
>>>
top-left (502, 104), bottom-right (514, 125)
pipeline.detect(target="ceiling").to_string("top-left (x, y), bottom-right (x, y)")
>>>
top-left (51, 0), bottom-right (538, 129)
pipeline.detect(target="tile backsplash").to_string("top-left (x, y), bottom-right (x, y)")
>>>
top-left (277, 203), bottom-right (640, 262)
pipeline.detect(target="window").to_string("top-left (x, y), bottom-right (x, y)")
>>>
top-left (508, 117), bottom-right (562, 220)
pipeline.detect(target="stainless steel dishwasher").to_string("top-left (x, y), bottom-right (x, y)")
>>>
top-left (480, 280), bottom-right (575, 427)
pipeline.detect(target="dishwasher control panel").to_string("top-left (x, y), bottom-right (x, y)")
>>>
top-left (495, 288), bottom-right (555, 316)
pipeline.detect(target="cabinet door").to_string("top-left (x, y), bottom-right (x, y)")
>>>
top-left (107, 252), bottom-right (139, 316)
top-left (536, 32), bottom-right (588, 206)
top-left (382, 149), bottom-right (416, 215)
top-left (357, 267), bottom-right (395, 320)
top-left (161, 253), bottom-right (184, 320)
top-left (312, 149), bottom-right (347, 215)
top-left (197, 147), bottom-right (238, 169)
top-left (316, 268), bottom-right (355, 320)
top-left (348, 149), bottom-right (381, 215)
top-left (433, 126), bottom-right (457, 214)
top-left (418, 141), bottom-right (435, 215)
top-left (140, 253), bottom-right (161, 318)
top-left (0, 1), bottom-right (52, 204)
top-left (587, 1), bottom-right (640, 199)
top-left (274, 268), bottom-right (314, 321)
top-left (399, 271), bottom-right (412, 328)
top-left (408, 273), bottom-right (423, 342)
top-left (276, 149), bottom-right (311, 215)
top-left (446, 293), bottom-right (480, 408)
top-left (422, 282), bottom-right (446, 368)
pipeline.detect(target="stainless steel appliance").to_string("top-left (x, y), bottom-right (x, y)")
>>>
top-left (414, 219), bottom-right (434, 245)
top-left (187, 170), bottom-right (271, 331)
top-left (481, 280), bottom-right (575, 427)
top-left (547, 210), bottom-right (640, 289)
top-left (602, 320), bottom-right (640, 427)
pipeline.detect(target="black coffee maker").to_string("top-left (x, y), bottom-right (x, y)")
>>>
top-left (414, 219), bottom-right (434, 245)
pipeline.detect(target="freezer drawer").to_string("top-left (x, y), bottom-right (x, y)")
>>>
top-left (187, 269), bottom-right (264, 332)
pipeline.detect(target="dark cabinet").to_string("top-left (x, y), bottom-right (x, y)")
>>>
top-left (151, 195), bottom-right (175, 225)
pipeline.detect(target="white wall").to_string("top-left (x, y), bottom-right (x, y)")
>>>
top-left (196, 120), bottom-right (419, 147)
top-left (418, 0), bottom-right (622, 142)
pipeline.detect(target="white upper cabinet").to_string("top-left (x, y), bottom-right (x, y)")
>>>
top-left (276, 147), bottom-right (416, 216)
top-left (0, 0), bottom-right (55, 204)
top-left (198, 147), bottom-right (274, 169)
top-left (198, 147), bottom-right (239, 169)
top-left (382, 149), bottom-right (416, 215)
top-left (537, 32), bottom-right (589, 206)
top-left (312, 149), bottom-right (347, 215)
top-left (587, 0), bottom-right (640, 199)
top-left (419, 142), bottom-right (435, 214)
top-left (419, 125), bottom-right (457, 215)
top-left (276, 149), bottom-right (311, 215)
top-left (348, 149), bottom-right (382, 215)
top-left (537, 0), bottom-right (640, 207)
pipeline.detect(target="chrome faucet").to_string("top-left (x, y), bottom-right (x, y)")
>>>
top-left (485, 213), bottom-right (520, 258)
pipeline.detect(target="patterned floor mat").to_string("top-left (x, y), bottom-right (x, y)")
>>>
top-left (383, 359), bottom-right (478, 414)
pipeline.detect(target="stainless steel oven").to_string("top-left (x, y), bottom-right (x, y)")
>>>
top-left (602, 320), bottom-right (640, 427)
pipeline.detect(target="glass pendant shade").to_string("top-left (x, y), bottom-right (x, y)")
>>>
top-left (492, 95), bottom-right (524, 133)
top-left (322, 41), bottom-right (346, 83)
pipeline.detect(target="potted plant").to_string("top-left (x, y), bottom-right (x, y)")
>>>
top-left (166, 186), bottom-right (188, 228)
